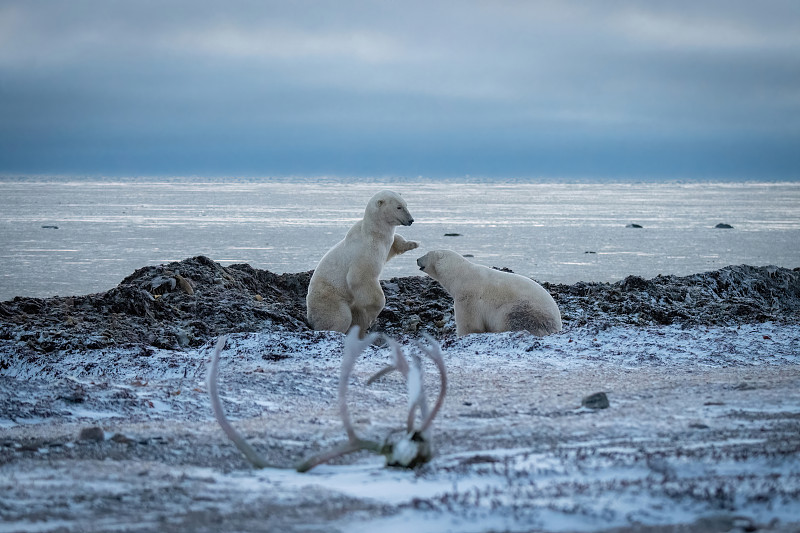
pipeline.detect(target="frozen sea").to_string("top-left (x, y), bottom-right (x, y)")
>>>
top-left (1, 177), bottom-right (799, 301)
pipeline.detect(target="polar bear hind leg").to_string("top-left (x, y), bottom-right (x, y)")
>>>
top-left (506, 302), bottom-right (560, 336)
top-left (348, 278), bottom-right (386, 335)
top-left (307, 285), bottom-right (352, 333)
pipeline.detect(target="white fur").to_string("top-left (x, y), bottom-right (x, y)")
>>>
top-left (417, 250), bottom-right (562, 336)
top-left (307, 190), bottom-right (418, 335)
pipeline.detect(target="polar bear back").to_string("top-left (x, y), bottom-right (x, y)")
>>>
top-left (311, 219), bottom-right (386, 293)
top-left (417, 249), bottom-right (562, 336)
top-left (460, 263), bottom-right (561, 336)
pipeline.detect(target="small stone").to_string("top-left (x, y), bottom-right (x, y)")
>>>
top-left (715, 223), bottom-right (733, 229)
top-left (174, 273), bottom-right (194, 295)
top-left (78, 426), bottom-right (105, 442)
top-left (110, 433), bottom-right (133, 444)
top-left (41, 225), bottom-right (59, 229)
top-left (626, 223), bottom-right (643, 228)
top-left (254, 294), bottom-right (263, 301)
top-left (174, 329), bottom-right (191, 347)
top-left (59, 384), bottom-right (87, 404)
top-left (581, 392), bottom-right (610, 409)
top-left (444, 233), bottom-right (462, 237)
top-left (150, 275), bottom-right (176, 294)
top-left (403, 314), bottom-right (421, 333)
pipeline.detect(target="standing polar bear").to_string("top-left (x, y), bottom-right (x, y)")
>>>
top-left (307, 190), bottom-right (418, 335)
top-left (417, 250), bottom-right (562, 336)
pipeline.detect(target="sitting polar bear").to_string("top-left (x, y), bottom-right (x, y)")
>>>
top-left (307, 190), bottom-right (418, 335)
top-left (417, 249), bottom-right (562, 336)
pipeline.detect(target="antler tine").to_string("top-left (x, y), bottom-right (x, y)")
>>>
top-left (405, 350), bottom-right (430, 434)
top-left (298, 332), bottom-right (446, 472)
top-left (296, 326), bottom-right (383, 472)
top-left (339, 326), bottom-right (379, 443)
top-left (414, 333), bottom-right (447, 435)
top-left (207, 335), bottom-right (277, 469)
top-left (296, 439), bottom-right (382, 473)
top-left (365, 366), bottom-right (394, 385)
top-left (366, 337), bottom-right (409, 385)
top-left (389, 338), bottom-right (410, 377)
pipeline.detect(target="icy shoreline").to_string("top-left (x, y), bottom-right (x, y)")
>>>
top-left (1, 261), bottom-right (799, 532)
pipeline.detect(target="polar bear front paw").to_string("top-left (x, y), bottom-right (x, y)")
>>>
top-left (402, 240), bottom-right (420, 252)
top-left (389, 236), bottom-right (420, 261)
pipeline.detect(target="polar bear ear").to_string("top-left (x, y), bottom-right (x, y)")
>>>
top-left (376, 199), bottom-right (384, 207)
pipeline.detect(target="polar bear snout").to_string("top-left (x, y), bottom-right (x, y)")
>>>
top-left (396, 207), bottom-right (414, 226)
top-left (416, 254), bottom-right (430, 272)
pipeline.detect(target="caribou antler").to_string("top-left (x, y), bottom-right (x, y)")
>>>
top-left (414, 333), bottom-right (447, 436)
top-left (209, 328), bottom-right (448, 472)
top-left (381, 333), bottom-right (447, 468)
top-left (296, 327), bottom-right (384, 472)
top-left (297, 327), bottom-right (448, 472)
top-left (207, 335), bottom-right (279, 469)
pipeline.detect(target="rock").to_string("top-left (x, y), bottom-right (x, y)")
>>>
top-left (715, 223), bottom-right (734, 229)
top-left (110, 433), bottom-right (134, 444)
top-left (626, 223), bottom-right (643, 228)
top-left (174, 273), bottom-right (194, 295)
top-left (444, 233), bottom-right (462, 237)
top-left (58, 383), bottom-right (87, 404)
top-left (434, 313), bottom-right (452, 329)
top-left (174, 329), bottom-right (191, 347)
top-left (41, 225), bottom-right (59, 229)
top-left (150, 275), bottom-right (176, 294)
top-left (78, 426), bottom-right (105, 442)
top-left (403, 314), bottom-right (421, 333)
top-left (581, 392), bottom-right (610, 409)
top-left (691, 515), bottom-right (755, 533)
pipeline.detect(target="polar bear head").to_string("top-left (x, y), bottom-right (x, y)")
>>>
top-left (366, 190), bottom-right (414, 227)
top-left (416, 249), bottom-right (463, 280)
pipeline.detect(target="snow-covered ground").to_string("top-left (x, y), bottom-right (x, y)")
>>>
top-left (2, 323), bottom-right (799, 532)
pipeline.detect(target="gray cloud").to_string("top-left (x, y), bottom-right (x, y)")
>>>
top-left (1, 0), bottom-right (798, 178)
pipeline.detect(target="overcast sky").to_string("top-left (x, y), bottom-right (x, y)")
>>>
top-left (1, 1), bottom-right (799, 179)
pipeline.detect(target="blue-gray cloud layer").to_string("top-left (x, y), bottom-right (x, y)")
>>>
top-left (1, 1), bottom-right (799, 178)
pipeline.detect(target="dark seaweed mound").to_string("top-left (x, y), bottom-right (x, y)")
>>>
top-left (1, 256), bottom-right (798, 354)
top-left (545, 264), bottom-right (800, 329)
